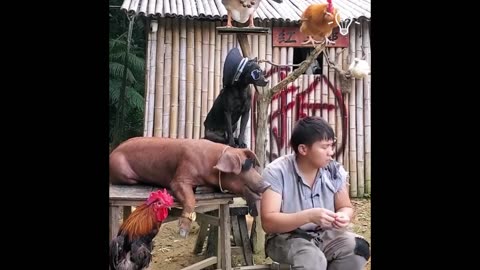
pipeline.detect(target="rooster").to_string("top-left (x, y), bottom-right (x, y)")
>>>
top-left (222, 0), bottom-right (283, 27)
top-left (110, 189), bottom-right (174, 270)
top-left (300, 0), bottom-right (339, 46)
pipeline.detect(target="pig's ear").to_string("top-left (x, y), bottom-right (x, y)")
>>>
top-left (214, 150), bottom-right (242, 175)
top-left (243, 149), bottom-right (260, 167)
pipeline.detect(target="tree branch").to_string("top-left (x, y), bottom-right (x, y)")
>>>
top-left (257, 59), bottom-right (302, 67)
top-left (267, 44), bottom-right (326, 99)
top-left (324, 49), bottom-right (351, 78)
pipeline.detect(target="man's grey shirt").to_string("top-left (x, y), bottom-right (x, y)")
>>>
top-left (262, 154), bottom-right (348, 231)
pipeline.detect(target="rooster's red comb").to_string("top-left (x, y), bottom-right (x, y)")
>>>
top-left (327, 0), bottom-right (333, 13)
top-left (146, 188), bottom-right (175, 206)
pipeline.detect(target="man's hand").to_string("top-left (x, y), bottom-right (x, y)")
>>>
top-left (332, 211), bottom-right (350, 229)
top-left (309, 208), bottom-right (337, 228)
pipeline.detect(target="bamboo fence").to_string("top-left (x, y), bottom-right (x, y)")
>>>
top-left (140, 18), bottom-right (371, 197)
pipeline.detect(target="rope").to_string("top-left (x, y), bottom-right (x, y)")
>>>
top-left (218, 146), bottom-right (230, 193)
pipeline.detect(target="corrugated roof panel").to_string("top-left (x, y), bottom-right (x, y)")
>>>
top-left (271, 0), bottom-right (296, 21)
top-left (121, 0), bottom-right (132, 11)
top-left (120, 0), bottom-right (370, 21)
top-left (139, 0), bottom-right (148, 14)
top-left (148, 0), bottom-right (156, 14)
top-left (284, 0), bottom-right (303, 20)
top-left (164, 0), bottom-right (171, 16)
top-left (202, 0), bottom-right (212, 17)
top-left (255, 4), bottom-right (267, 20)
top-left (130, 0), bottom-right (140, 12)
top-left (214, 0), bottom-right (228, 16)
top-left (176, 0), bottom-right (184, 15)
top-left (155, 0), bottom-right (163, 15)
top-left (260, 0), bottom-right (282, 19)
top-left (257, 1), bottom-right (271, 19)
top-left (189, 0), bottom-right (199, 17)
top-left (208, 0), bottom-right (220, 17)
top-left (182, 0), bottom-right (191, 17)
top-left (196, 0), bottom-right (206, 17)
top-left (170, 0), bottom-right (178, 15)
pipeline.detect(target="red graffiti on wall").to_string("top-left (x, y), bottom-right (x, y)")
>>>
top-left (253, 66), bottom-right (348, 162)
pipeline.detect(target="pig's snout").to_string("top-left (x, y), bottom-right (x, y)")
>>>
top-left (249, 178), bottom-right (271, 195)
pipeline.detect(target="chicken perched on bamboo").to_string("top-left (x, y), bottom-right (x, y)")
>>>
top-left (222, 0), bottom-right (283, 27)
top-left (110, 189), bottom-right (174, 270)
top-left (300, 0), bottom-right (339, 46)
top-left (349, 58), bottom-right (370, 79)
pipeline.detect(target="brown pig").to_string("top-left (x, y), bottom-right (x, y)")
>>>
top-left (109, 137), bottom-right (270, 237)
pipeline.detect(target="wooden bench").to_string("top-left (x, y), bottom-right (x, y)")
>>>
top-left (109, 184), bottom-right (235, 270)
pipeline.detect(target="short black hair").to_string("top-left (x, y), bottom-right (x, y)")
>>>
top-left (290, 116), bottom-right (335, 154)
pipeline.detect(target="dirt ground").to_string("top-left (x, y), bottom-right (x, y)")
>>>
top-left (149, 198), bottom-right (371, 270)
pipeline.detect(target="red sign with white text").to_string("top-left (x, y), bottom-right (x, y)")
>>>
top-left (272, 27), bottom-right (349, 48)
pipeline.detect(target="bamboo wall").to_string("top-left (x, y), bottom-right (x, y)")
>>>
top-left (143, 18), bottom-right (371, 197)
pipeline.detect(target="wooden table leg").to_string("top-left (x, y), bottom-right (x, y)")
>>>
top-left (110, 206), bottom-right (121, 242)
top-left (219, 203), bottom-right (232, 270)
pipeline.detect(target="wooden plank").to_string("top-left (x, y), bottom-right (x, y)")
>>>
top-left (195, 205), bottom-right (219, 213)
top-left (109, 185), bottom-right (155, 200)
top-left (181, 256), bottom-right (218, 270)
top-left (219, 204), bottom-right (232, 270)
top-left (123, 206), bottom-right (131, 220)
top-left (206, 211), bottom-right (219, 258)
top-left (233, 265), bottom-right (272, 270)
top-left (238, 215), bottom-right (253, 265)
top-left (231, 216), bottom-right (242, 247)
top-left (216, 26), bottom-right (269, 35)
top-left (229, 205), bottom-right (249, 216)
top-left (193, 221), bottom-right (210, 254)
top-left (196, 212), bottom-right (220, 226)
top-left (110, 198), bottom-right (233, 209)
top-left (110, 206), bottom-right (121, 242)
top-left (110, 184), bottom-right (236, 201)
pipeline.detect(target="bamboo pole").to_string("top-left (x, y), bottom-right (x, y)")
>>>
top-left (270, 44), bottom-right (280, 161)
top-left (201, 21), bottom-right (210, 137)
top-left (328, 47), bottom-right (335, 131)
top-left (321, 54), bottom-right (328, 122)
top-left (143, 23), bottom-right (152, 137)
top-left (214, 21), bottom-right (222, 99)
top-left (178, 19), bottom-right (187, 138)
top-left (301, 74), bottom-right (308, 118)
top-left (248, 34), bottom-right (259, 150)
top-left (228, 34), bottom-right (234, 51)
top-left (355, 23), bottom-right (364, 197)
top-left (264, 21), bottom-right (272, 160)
top-left (147, 24), bottom-right (158, 137)
top-left (314, 72), bottom-right (321, 118)
top-left (286, 47), bottom-right (294, 154)
top-left (186, 19), bottom-right (195, 139)
top-left (342, 43), bottom-right (350, 173)
top-left (208, 22), bottom-right (215, 112)
top-left (193, 21), bottom-right (202, 139)
top-left (348, 26), bottom-right (357, 198)
top-left (308, 75), bottom-right (314, 116)
top-left (154, 18), bottom-right (165, 137)
top-left (335, 47), bottom-right (344, 162)
top-left (280, 45), bottom-right (287, 156)
top-left (163, 19), bottom-right (172, 137)
top-left (363, 21), bottom-right (371, 194)
top-left (221, 33), bottom-right (228, 86)
top-left (297, 75), bottom-right (304, 119)
top-left (170, 18), bottom-right (180, 138)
